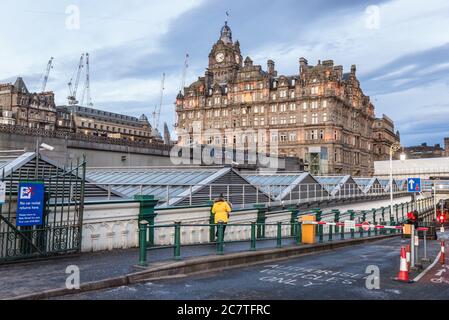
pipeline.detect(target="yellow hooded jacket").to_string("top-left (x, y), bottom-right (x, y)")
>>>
top-left (212, 200), bottom-right (232, 224)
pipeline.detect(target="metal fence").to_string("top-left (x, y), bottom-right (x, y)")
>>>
top-left (137, 196), bottom-right (435, 265)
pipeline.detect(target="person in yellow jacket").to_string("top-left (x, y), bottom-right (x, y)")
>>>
top-left (211, 194), bottom-right (232, 240)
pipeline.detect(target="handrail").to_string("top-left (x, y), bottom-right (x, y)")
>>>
top-left (137, 196), bottom-right (436, 265)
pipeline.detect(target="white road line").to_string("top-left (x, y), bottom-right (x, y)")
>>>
top-left (413, 252), bottom-right (442, 282)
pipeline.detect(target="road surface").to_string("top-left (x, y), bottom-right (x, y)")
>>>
top-left (56, 232), bottom-right (449, 300)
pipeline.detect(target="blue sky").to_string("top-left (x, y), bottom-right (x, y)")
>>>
top-left (1, 0), bottom-right (449, 146)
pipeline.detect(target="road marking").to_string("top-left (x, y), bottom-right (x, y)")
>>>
top-left (413, 252), bottom-right (442, 282)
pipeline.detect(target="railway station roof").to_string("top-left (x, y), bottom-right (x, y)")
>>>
top-left (86, 166), bottom-right (271, 208)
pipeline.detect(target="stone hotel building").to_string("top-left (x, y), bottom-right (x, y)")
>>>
top-left (176, 22), bottom-right (385, 176)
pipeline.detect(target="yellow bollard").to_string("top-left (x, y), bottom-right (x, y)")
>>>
top-left (301, 215), bottom-right (316, 244)
top-left (403, 224), bottom-right (412, 235)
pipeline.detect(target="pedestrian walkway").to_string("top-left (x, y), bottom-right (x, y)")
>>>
top-left (0, 232), bottom-right (396, 299)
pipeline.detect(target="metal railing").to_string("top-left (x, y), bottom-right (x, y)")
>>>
top-left (137, 196), bottom-right (436, 265)
top-left (86, 182), bottom-right (409, 209)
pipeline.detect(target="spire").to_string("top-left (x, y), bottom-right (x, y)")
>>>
top-left (220, 12), bottom-right (232, 44)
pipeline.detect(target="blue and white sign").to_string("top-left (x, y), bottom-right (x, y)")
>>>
top-left (16, 181), bottom-right (45, 227)
top-left (407, 178), bottom-right (421, 193)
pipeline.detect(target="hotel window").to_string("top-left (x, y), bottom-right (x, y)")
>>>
top-left (214, 97), bottom-right (220, 105)
top-left (289, 132), bottom-right (297, 141)
top-left (280, 90), bottom-right (287, 98)
top-left (289, 103), bottom-right (296, 111)
top-left (312, 113), bottom-right (318, 124)
top-left (311, 101), bottom-right (318, 109)
top-left (223, 136), bottom-right (228, 145)
top-left (322, 99), bottom-right (327, 108)
top-left (222, 110), bottom-right (228, 117)
top-left (197, 112), bottom-right (201, 118)
top-left (334, 130), bottom-right (338, 140)
top-left (311, 86), bottom-right (318, 95)
top-left (272, 94), bottom-right (277, 101)
top-left (254, 106), bottom-right (259, 113)
top-left (319, 130), bottom-right (324, 140)
top-left (323, 113), bottom-right (327, 122)
top-left (302, 102), bottom-right (307, 110)
top-left (242, 118), bottom-right (247, 127)
top-left (280, 117), bottom-right (287, 125)
top-left (260, 117), bottom-right (265, 126)
top-left (289, 115), bottom-right (296, 124)
top-left (208, 100), bottom-right (212, 106)
top-left (270, 117), bottom-right (277, 125)
top-left (260, 106), bottom-right (265, 113)
top-left (271, 134), bottom-right (278, 142)
top-left (280, 134), bottom-right (287, 142)
top-left (207, 137), bottom-right (213, 144)
top-left (290, 91), bottom-right (295, 99)
top-left (271, 105), bottom-right (277, 112)
top-left (214, 110), bottom-right (220, 117)
top-left (303, 114), bottom-right (307, 124)
top-left (280, 104), bottom-right (287, 112)
top-left (254, 117), bottom-right (259, 126)
top-left (214, 137), bottom-right (220, 145)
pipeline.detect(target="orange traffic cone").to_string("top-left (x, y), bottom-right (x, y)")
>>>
top-left (405, 245), bottom-right (411, 271)
top-left (439, 241), bottom-right (445, 265)
top-left (394, 246), bottom-right (413, 283)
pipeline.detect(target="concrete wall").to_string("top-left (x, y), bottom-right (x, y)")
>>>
top-left (0, 131), bottom-right (173, 167)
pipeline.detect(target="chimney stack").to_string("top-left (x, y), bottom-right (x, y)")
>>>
top-left (299, 57), bottom-right (308, 74)
top-left (267, 60), bottom-right (277, 76)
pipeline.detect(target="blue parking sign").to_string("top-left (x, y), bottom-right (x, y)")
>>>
top-left (16, 181), bottom-right (45, 227)
top-left (407, 178), bottom-right (421, 193)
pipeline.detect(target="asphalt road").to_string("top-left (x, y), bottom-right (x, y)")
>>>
top-left (56, 232), bottom-right (449, 300)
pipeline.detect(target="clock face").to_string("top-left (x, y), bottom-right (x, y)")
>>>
top-left (216, 52), bottom-right (225, 63)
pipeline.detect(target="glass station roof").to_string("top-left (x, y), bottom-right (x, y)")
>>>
top-left (86, 168), bottom-right (229, 202)
top-left (243, 173), bottom-right (309, 198)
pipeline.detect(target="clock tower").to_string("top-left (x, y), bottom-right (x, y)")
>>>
top-left (207, 21), bottom-right (243, 85)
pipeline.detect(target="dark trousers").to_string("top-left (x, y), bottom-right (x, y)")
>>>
top-left (216, 223), bottom-right (227, 240)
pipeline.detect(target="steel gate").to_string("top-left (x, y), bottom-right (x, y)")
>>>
top-left (0, 156), bottom-right (85, 263)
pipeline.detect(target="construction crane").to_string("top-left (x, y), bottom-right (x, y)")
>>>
top-left (40, 57), bottom-right (54, 92)
top-left (179, 53), bottom-right (189, 93)
top-left (152, 73), bottom-right (165, 131)
top-left (67, 54), bottom-right (85, 105)
top-left (81, 53), bottom-right (94, 107)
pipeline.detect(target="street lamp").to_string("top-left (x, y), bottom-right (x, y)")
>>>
top-left (389, 142), bottom-right (403, 219)
top-left (433, 179), bottom-right (442, 220)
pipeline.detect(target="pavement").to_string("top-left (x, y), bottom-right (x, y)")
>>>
top-left (53, 232), bottom-right (449, 300)
top-left (0, 231), bottom-right (396, 299)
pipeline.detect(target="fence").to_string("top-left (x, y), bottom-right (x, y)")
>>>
top-left (137, 196), bottom-right (435, 265)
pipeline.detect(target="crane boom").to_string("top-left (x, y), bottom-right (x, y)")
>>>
top-left (68, 54), bottom-right (85, 105)
top-left (152, 73), bottom-right (165, 130)
top-left (41, 57), bottom-right (54, 92)
top-left (81, 53), bottom-right (94, 107)
top-left (180, 53), bottom-right (189, 93)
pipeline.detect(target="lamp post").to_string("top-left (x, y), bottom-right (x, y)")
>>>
top-left (389, 143), bottom-right (402, 220)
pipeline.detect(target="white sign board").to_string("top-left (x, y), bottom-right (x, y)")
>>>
top-left (414, 236), bottom-right (419, 247)
top-left (344, 220), bottom-right (356, 230)
top-left (0, 182), bottom-right (6, 204)
top-left (441, 227), bottom-right (445, 233)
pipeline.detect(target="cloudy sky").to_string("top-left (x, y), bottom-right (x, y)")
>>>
top-left (1, 0), bottom-right (449, 146)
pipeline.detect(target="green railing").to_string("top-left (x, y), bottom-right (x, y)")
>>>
top-left (137, 196), bottom-right (436, 266)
